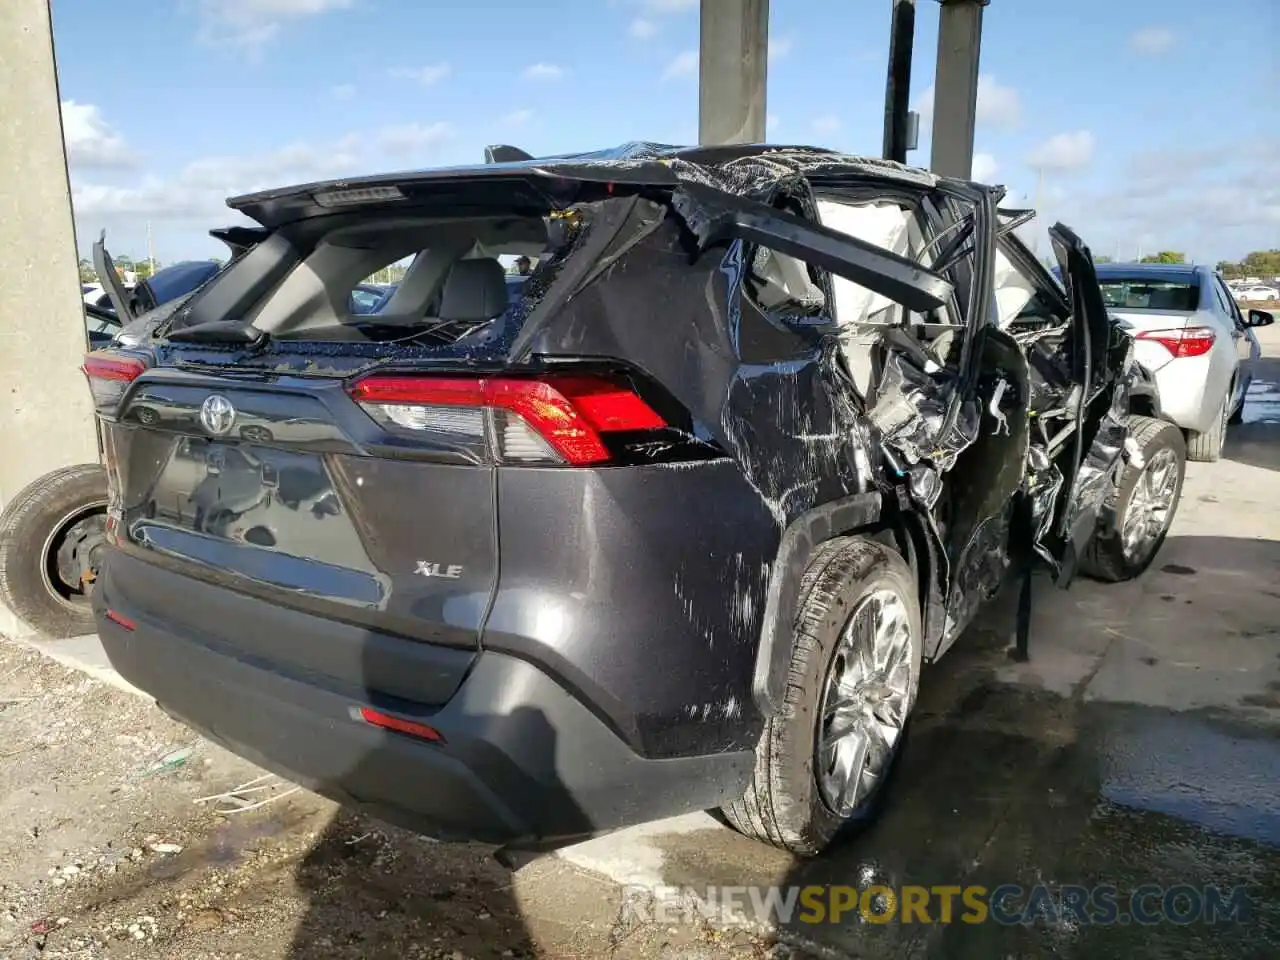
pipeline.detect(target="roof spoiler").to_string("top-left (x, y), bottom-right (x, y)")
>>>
top-left (484, 144), bottom-right (535, 164)
top-left (209, 225), bottom-right (269, 259)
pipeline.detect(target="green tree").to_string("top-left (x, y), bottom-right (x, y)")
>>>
top-left (77, 258), bottom-right (97, 283)
top-left (1215, 249), bottom-right (1280, 279)
top-left (1242, 249), bottom-right (1280, 276)
top-left (1139, 251), bottom-right (1185, 264)
top-left (1093, 255), bottom-right (1112, 264)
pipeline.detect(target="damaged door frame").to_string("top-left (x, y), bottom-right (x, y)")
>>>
top-left (750, 173), bottom-right (1009, 713)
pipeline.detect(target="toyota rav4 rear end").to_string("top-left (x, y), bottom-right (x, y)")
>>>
top-left (93, 142), bottom-right (1060, 851)
top-left (90, 146), bottom-right (934, 847)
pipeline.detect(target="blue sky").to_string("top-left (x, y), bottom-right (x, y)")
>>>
top-left (53, 0), bottom-right (1277, 265)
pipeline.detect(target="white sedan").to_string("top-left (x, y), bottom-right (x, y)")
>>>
top-left (1097, 263), bottom-right (1273, 461)
top-left (1234, 285), bottom-right (1279, 302)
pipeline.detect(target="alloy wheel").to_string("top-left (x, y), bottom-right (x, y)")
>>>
top-left (816, 588), bottom-right (914, 816)
top-left (1121, 448), bottom-right (1179, 563)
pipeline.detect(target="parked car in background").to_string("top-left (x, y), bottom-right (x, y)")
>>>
top-left (83, 282), bottom-right (109, 310)
top-left (349, 282), bottom-right (388, 314)
top-left (75, 143), bottom-right (1182, 858)
top-left (84, 301), bottom-right (121, 349)
top-left (1234, 285), bottom-right (1279, 302)
top-left (1094, 262), bottom-right (1272, 461)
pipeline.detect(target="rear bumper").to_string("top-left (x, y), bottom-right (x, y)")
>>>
top-left (93, 552), bottom-right (751, 845)
top-left (1149, 354), bottom-right (1216, 433)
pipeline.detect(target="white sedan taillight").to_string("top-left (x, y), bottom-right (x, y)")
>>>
top-left (1134, 326), bottom-right (1216, 359)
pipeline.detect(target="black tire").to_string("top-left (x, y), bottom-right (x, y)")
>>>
top-left (1186, 393), bottom-right (1228, 462)
top-left (0, 464), bottom-right (107, 639)
top-left (1227, 383), bottom-right (1245, 425)
top-left (1080, 416), bottom-right (1186, 583)
top-left (721, 537), bottom-right (922, 856)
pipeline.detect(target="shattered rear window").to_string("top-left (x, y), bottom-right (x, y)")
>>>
top-left (1098, 278), bottom-right (1198, 311)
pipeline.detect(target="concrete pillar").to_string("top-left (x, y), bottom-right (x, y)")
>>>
top-left (698, 0), bottom-right (769, 146)
top-left (0, 0), bottom-right (99, 630)
top-left (929, 0), bottom-right (987, 179)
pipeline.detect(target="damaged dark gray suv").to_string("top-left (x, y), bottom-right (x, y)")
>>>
top-left (87, 143), bottom-right (1185, 857)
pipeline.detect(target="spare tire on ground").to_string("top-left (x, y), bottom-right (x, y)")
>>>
top-left (0, 464), bottom-right (107, 639)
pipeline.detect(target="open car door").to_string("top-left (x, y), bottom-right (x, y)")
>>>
top-left (1045, 222), bottom-right (1127, 578)
top-left (91, 231), bottom-right (136, 325)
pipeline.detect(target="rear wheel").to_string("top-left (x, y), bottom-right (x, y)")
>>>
top-left (1080, 417), bottom-right (1185, 582)
top-left (0, 464), bottom-right (107, 638)
top-left (721, 538), bottom-right (921, 856)
top-left (1186, 393), bottom-right (1229, 462)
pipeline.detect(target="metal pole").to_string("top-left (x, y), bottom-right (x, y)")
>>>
top-left (929, 0), bottom-right (988, 179)
top-left (882, 0), bottom-right (917, 163)
top-left (698, 0), bottom-right (769, 146)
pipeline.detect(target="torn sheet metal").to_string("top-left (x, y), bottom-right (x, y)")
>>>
top-left (865, 353), bottom-right (980, 472)
top-left (943, 506), bottom-right (1012, 645)
top-left (1027, 450), bottom-right (1066, 570)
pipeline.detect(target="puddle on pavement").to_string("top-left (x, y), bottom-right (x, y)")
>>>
top-left (1242, 379), bottom-right (1280, 425)
top-left (1095, 707), bottom-right (1280, 845)
top-left (648, 683), bottom-right (1280, 959)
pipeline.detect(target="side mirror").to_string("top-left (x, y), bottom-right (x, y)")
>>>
top-left (1248, 309), bottom-right (1275, 328)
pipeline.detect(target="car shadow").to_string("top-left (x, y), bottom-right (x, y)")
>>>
top-left (763, 533), bottom-right (1280, 959)
top-left (283, 701), bottom-right (580, 959)
top-left (1224, 353), bottom-right (1280, 472)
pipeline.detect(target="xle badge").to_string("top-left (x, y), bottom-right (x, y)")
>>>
top-left (416, 561), bottom-right (463, 579)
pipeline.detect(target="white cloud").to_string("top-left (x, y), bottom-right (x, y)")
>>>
top-left (69, 122), bottom-right (461, 232)
top-left (662, 49), bottom-right (698, 80)
top-left (972, 152), bottom-right (1000, 183)
top-left (501, 109), bottom-right (534, 127)
top-left (330, 83), bottom-right (356, 101)
top-left (196, 0), bottom-right (354, 48)
top-left (629, 17), bottom-right (657, 39)
top-left (1069, 139), bottom-right (1280, 262)
top-left (522, 62), bottom-right (565, 81)
top-left (71, 133), bottom-right (367, 226)
top-left (914, 74), bottom-right (1022, 131)
top-left (812, 115), bottom-right (842, 136)
top-left (1129, 26), bottom-right (1175, 55)
top-left (768, 35), bottom-right (794, 61)
top-left (389, 63), bottom-right (451, 86)
top-left (766, 113), bottom-right (780, 136)
top-left (1027, 130), bottom-right (1096, 173)
top-left (377, 122), bottom-right (454, 157)
top-left (61, 101), bottom-right (136, 168)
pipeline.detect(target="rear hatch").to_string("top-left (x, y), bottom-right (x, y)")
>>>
top-left (85, 175), bottom-right (697, 668)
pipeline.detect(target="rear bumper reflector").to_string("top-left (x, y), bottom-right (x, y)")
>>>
top-left (104, 608), bottom-right (137, 631)
top-left (353, 705), bottom-right (445, 744)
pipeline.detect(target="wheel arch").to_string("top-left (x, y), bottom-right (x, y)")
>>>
top-left (753, 491), bottom-right (931, 715)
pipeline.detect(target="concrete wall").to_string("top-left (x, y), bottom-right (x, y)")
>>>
top-left (0, 0), bottom-right (100, 632)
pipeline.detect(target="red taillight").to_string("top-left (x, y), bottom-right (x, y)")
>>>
top-left (83, 351), bottom-right (148, 412)
top-left (83, 353), bottom-right (147, 382)
top-left (348, 374), bottom-right (668, 466)
top-left (104, 609), bottom-right (136, 631)
top-left (355, 706), bottom-right (444, 743)
top-left (1135, 326), bottom-right (1216, 359)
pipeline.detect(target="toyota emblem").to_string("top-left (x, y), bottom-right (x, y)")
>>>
top-left (200, 394), bottom-right (236, 436)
